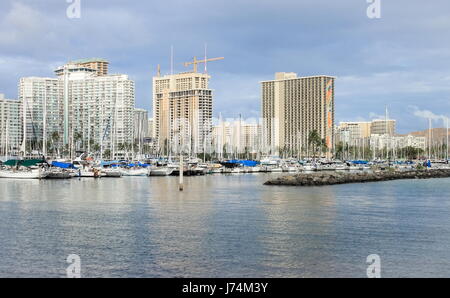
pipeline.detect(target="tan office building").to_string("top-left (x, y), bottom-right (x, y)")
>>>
top-left (153, 71), bottom-right (212, 154)
top-left (261, 72), bottom-right (335, 155)
top-left (338, 122), bottom-right (372, 140)
top-left (371, 119), bottom-right (396, 136)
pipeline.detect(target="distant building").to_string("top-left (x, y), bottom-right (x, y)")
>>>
top-left (147, 118), bottom-right (154, 138)
top-left (134, 108), bottom-right (148, 146)
top-left (261, 72), bottom-right (335, 155)
top-left (213, 119), bottom-right (261, 155)
top-left (369, 134), bottom-right (426, 152)
top-left (153, 71), bottom-right (212, 154)
top-left (0, 94), bottom-right (22, 156)
top-left (371, 119), bottom-right (396, 136)
top-left (338, 122), bottom-right (371, 140)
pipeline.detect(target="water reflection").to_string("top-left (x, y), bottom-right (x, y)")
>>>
top-left (1, 175), bottom-right (450, 277)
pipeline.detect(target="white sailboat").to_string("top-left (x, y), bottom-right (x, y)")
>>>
top-left (119, 168), bottom-right (148, 176)
top-left (148, 167), bottom-right (174, 176)
top-left (0, 168), bottom-right (48, 179)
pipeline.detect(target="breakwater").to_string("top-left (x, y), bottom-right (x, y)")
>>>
top-left (264, 169), bottom-right (450, 186)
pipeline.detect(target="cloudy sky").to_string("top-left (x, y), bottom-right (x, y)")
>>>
top-left (1, 0), bottom-right (449, 133)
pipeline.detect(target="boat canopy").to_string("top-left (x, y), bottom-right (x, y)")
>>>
top-left (51, 161), bottom-right (77, 169)
top-left (350, 160), bottom-right (369, 165)
top-left (222, 160), bottom-right (260, 167)
top-left (3, 159), bottom-right (46, 167)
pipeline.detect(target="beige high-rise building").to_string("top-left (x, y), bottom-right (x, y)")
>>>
top-left (261, 72), bottom-right (335, 155)
top-left (69, 58), bottom-right (109, 76)
top-left (153, 71), bottom-right (212, 154)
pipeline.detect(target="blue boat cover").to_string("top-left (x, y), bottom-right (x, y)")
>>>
top-left (51, 161), bottom-right (77, 169)
top-left (227, 160), bottom-right (260, 167)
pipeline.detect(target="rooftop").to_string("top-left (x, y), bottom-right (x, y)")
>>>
top-left (70, 58), bottom-right (109, 64)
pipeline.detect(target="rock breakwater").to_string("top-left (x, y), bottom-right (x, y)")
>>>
top-left (264, 169), bottom-right (450, 186)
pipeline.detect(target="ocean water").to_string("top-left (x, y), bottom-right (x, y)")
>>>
top-left (0, 173), bottom-right (449, 278)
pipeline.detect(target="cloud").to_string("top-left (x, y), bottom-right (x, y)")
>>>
top-left (1, 0), bottom-right (450, 134)
top-left (409, 105), bottom-right (449, 124)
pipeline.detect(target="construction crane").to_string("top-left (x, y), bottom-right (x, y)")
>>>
top-left (183, 56), bottom-right (224, 73)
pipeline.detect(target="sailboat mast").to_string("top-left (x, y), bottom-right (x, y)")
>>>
top-left (447, 117), bottom-right (449, 161)
top-left (5, 117), bottom-right (9, 160)
top-left (43, 85), bottom-right (47, 157)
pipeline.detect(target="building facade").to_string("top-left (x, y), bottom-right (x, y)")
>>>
top-left (19, 77), bottom-right (63, 154)
top-left (153, 71), bottom-right (212, 154)
top-left (0, 94), bottom-right (22, 156)
top-left (134, 108), bottom-right (149, 150)
top-left (371, 119), bottom-right (396, 136)
top-left (261, 72), bottom-right (335, 155)
top-left (212, 119), bottom-right (261, 156)
top-left (19, 60), bottom-right (135, 159)
top-left (70, 58), bottom-right (109, 76)
top-left (338, 122), bottom-right (372, 140)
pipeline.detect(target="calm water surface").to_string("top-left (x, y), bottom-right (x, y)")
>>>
top-left (0, 173), bottom-right (450, 277)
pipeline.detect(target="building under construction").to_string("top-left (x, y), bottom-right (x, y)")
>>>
top-left (152, 55), bottom-right (223, 155)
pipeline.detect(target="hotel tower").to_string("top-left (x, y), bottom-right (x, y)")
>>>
top-left (261, 72), bottom-right (335, 156)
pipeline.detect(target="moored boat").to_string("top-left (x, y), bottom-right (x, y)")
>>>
top-left (149, 167), bottom-right (174, 176)
top-left (0, 168), bottom-right (48, 179)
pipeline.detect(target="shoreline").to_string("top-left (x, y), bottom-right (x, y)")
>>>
top-left (263, 169), bottom-right (450, 187)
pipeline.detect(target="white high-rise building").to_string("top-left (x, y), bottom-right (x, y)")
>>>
top-left (19, 77), bottom-right (63, 155)
top-left (19, 60), bottom-right (135, 159)
top-left (0, 94), bottom-right (22, 157)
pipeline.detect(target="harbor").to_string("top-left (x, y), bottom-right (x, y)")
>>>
top-left (1, 155), bottom-right (449, 181)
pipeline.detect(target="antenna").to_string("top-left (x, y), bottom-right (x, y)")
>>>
top-left (170, 45), bottom-right (174, 75)
top-left (204, 43), bottom-right (208, 73)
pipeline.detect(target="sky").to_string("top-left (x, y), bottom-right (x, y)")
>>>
top-left (0, 0), bottom-right (450, 134)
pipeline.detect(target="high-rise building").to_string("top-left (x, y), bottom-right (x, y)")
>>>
top-left (19, 60), bottom-right (135, 159)
top-left (69, 58), bottom-right (109, 76)
top-left (371, 119), bottom-right (396, 136)
top-left (0, 94), bottom-right (22, 156)
top-left (153, 71), bottom-right (212, 154)
top-left (19, 77), bottom-right (63, 154)
top-left (134, 108), bottom-right (148, 145)
top-left (261, 72), bottom-right (335, 155)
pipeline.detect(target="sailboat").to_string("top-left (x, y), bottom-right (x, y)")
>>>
top-left (0, 168), bottom-right (47, 179)
top-left (0, 159), bottom-right (48, 179)
top-left (148, 166), bottom-right (174, 176)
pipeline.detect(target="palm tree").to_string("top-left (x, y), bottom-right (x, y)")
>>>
top-left (308, 130), bottom-right (322, 157)
top-left (51, 132), bottom-right (60, 156)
